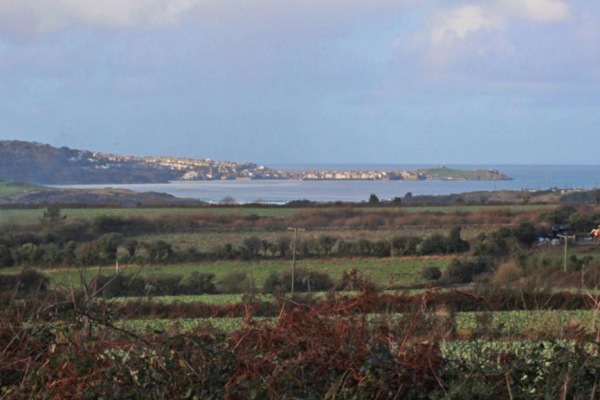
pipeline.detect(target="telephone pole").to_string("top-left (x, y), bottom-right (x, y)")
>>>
top-left (558, 234), bottom-right (576, 272)
top-left (287, 227), bottom-right (305, 296)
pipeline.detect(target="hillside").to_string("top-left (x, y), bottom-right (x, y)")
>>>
top-left (0, 141), bottom-right (284, 184)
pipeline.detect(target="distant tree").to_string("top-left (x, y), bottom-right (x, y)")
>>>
top-left (318, 236), bottom-right (336, 256)
top-left (241, 236), bottom-right (263, 259)
top-left (391, 197), bottom-right (403, 206)
top-left (276, 236), bottom-right (292, 257)
top-left (595, 189), bottom-right (600, 206)
top-left (421, 266), bottom-right (442, 281)
top-left (368, 194), bottom-right (380, 204)
top-left (145, 241), bottom-right (173, 264)
top-left (220, 196), bottom-right (237, 205)
top-left (444, 226), bottom-right (470, 253)
top-left (39, 206), bottom-right (66, 231)
top-left (404, 192), bottom-right (413, 201)
top-left (123, 239), bottom-right (139, 259)
top-left (99, 234), bottom-right (124, 262)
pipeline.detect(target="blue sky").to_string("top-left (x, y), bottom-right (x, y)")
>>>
top-left (0, 0), bottom-right (599, 165)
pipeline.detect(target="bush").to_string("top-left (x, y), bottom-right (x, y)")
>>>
top-left (96, 273), bottom-right (217, 297)
top-left (372, 240), bottom-right (392, 257)
top-left (0, 245), bottom-right (14, 268)
top-left (179, 272), bottom-right (217, 295)
top-left (512, 222), bottom-right (538, 246)
top-left (443, 258), bottom-right (492, 284)
top-left (263, 272), bottom-right (283, 294)
top-left (241, 236), bottom-right (263, 259)
top-left (493, 262), bottom-right (523, 286)
top-left (421, 266), bottom-right (442, 281)
top-left (417, 234), bottom-right (446, 255)
top-left (0, 269), bottom-right (48, 294)
top-left (218, 270), bottom-right (252, 294)
top-left (276, 268), bottom-right (335, 293)
top-left (444, 227), bottom-right (470, 253)
top-left (391, 236), bottom-right (421, 256)
top-left (98, 233), bottom-right (124, 262)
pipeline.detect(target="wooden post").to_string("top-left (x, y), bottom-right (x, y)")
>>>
top-left (287, 227), bottom-right (305, 296)
top-left (564, 237), bottom-right (568, 272)
top-left (558, 234), bottom-right (576, 272)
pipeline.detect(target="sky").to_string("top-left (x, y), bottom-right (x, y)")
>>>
top-left (0, 0), bottom-right (599, 165)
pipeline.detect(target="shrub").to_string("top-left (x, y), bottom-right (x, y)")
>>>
top-left (512, 222), bottom-right (538, 246)
top-left (493, 262), bottom-right (523, 286)
top-left (443, 258), bottom-right (492, 284)
top-left (318, 236), bottom-right (337, 256)
top-left (421, 266), bottom-right (442, 281)
top-left (0, 245), bottom-right (14, 268)
top-left (218, 270), bottom-right (252, 294)
top-left (145, 241), bottom-right (173, 264)
top-left (98, 233), bottom-right (124, 262)
top-left (179, 272), bottom-right (217, 295)
top-left (278, 268), bottom-right (335, 293)
top-left (391, 236), bottom-right (421, 256)
top-left (263, 272), bottom-right (283, 294)
top-left (0, 269), bottom-right (48, 294)
top-left (417, 234), bottom-right (446, 255)
top-left (444, 227), bottom-right (470, 253)
top-left (241, 236), bottom-right (263, 259)
top-left (276, 237), bottom-right (291, 257)
top-left (372, 240), bottom-right (391, 257)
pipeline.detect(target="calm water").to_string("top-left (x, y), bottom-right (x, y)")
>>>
top-left (58, 165), bottom-right (600, 204)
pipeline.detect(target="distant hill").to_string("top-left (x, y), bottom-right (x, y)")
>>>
top-left (0, 141), bottom-right (284, 184)
top-left (0, 141), bottom-right (177, 184)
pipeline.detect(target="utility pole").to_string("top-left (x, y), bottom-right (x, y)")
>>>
top-left (287, 227), bottom-right (305, 296)
top-left (558, 234), bottom-right (576, 272)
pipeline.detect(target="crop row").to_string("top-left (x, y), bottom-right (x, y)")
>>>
top-left (117, 310), bottom-right (600, 335)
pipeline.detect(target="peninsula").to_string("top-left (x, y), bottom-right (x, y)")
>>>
top-left (0, 141), bottom-right (511, 184)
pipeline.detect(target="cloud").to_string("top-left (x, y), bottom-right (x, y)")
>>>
top-left (429, 0), bottom-right (570, 44)
top-left (430, 6), bottom-right (503, 43)
top-left (500, 0), bottom-right (570, 22)
top-left (0, 0), bottom-right (205, 35)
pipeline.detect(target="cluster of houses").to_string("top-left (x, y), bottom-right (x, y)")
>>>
top-left (298, 170), bottom-right (420, 181)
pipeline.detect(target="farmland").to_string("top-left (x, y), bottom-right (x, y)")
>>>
top-left (0, 203), bottom-right (556, 225)
top-left (0, 257), bottom-right (452, 289)
top-left (3, 202), bottom-right (600, 398)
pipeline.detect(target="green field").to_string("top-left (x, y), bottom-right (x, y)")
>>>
top-left (0, 257), bottom-right (452, 289)
top-left (0, 181), bottom-right (44, 198)
top-left (0, 204), bottom-right (556, 225)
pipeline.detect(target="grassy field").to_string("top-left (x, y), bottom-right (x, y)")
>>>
top-left (0, 256), bottom-right (452, 289)
top-left (0, 204), bottom-right (556, 225)
top-left (0, 181), bottom-right (44, 198)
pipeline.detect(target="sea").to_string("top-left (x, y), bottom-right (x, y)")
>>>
top-left (56, 165), bottom-right (600, 204)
